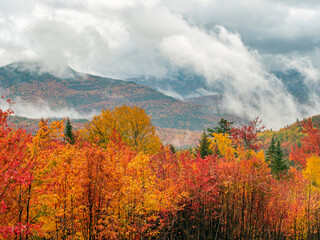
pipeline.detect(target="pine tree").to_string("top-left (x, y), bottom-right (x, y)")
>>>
top-left (64, 118), bottom-right (75, 145)
top-left (207, 118), bottom-right (234, 136)
top-left (196, 131), bottom-right (213, 159)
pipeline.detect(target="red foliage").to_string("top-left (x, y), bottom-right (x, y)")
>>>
top-left (0, 101), bottom-right (35, 239)
top-left (290, 118), bottom-right (320, 167)
top-left (231, 117), bottom-right (264, 150)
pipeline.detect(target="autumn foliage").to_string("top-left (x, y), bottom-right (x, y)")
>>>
top-left (2, 104), bottom-right (320, 239)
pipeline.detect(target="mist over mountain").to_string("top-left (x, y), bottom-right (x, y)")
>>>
top-left (0, 61), bottom-right (242, 131)
top-left (128, 71), bottom-right (225, 100)
top-left (0, 0), bottom-right (320, 130)
top-left (129, 69), bottom-right (320, 104)
top-left (129, 66), bottom-right (320, 130)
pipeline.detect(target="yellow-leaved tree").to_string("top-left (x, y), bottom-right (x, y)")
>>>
top-left (84, 105), bottom-right (161, 154)
top-left (304, 155), bottom-right (320, 187)
top-left (209, 133), bottom-right (235, 158)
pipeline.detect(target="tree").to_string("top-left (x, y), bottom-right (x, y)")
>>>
top-left (0, 103), bottom-right (36, 239)
top-left (266, 136), bottom-right (276, 163)
top-left (272, 140), bottom-right (288, 177)
top-left (266, 137), bottom-right (288, 178)
top-left (169, 144), bottom-right (176, 154)
top-left (207, 118), bottom-right (234, 136)
top-left (209, 132), bottom-right (235, 158)
top-left (231, 117), bottom-right (264, 151)
top-left (196, 131), bottom-right (212, 159)
top-left (290, 118), bottom-right (320, 167)
top-left (84, 105), bottom-right (161, 154)
top-left (64, 118), bottom-right (75, 144)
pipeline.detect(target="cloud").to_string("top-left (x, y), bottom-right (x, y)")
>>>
top-left (164, 0), bottom-right (320, 54)
top-left (159, 24), bottom-right (319, 129)
top-left (0, 97), bottom-right (96, 119)
top-left (160, 26), bottom-right (269, 92)
top-left (0, 0), bottom-right (319, 129)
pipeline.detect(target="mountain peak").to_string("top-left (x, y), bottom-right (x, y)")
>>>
top-left (3, 60), bottom-right (77, 79)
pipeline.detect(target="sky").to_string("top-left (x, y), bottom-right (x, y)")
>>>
top-left (0, 0), bottom-right (320, 128)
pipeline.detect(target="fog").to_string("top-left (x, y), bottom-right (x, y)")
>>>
top-left (0, 0), bottom-right (319, 129)
top-left (0, 97), bottom-right (96, 120)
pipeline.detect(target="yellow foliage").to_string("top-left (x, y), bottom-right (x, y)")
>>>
top-left (30, 119), bottom-right (65, 156)
top-left (255, 150), bottom-right (265, 162)
top-left (210, 133), bottom-right (235, 158)
top-left (304, 155), bottom-right (320, 187)
top-left (84, 105), bottom-right (161, 154)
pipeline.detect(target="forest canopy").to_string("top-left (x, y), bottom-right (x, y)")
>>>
top-left (1, 104), bottom-right (320, 239)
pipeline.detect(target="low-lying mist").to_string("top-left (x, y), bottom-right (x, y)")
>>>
top-left (0, 97), bottom-right (96, 120)
top-left (159, 26), bottom-right (320, 130)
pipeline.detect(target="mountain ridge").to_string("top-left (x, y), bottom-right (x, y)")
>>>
top-left (0, 61), bottom-right (242, 131)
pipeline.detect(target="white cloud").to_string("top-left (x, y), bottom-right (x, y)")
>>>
top-left (0, 97), bottom-right (95, 119)
top-left (0, 0), bottom-right (319, 129)
top-left (159, 25), bottom-right (299, 128)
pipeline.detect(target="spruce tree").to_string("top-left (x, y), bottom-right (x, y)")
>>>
top-left (196, 131), bottom-right (212, 159)
top-left (272, 140), bottom-right (288, 177)
top-left (266, 136), bottom-right (276, 163)
top-left (64, 118), bottom-right (75, 145)
top-left (266, 138), bottom-right (288, 178)
top-left (169, 144), bottom-right (176, 154)
top-left (207, 118), bottom-right (234, 136)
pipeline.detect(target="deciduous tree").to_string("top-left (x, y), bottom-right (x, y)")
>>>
top-left (84, 105), bottom-right (161, 154)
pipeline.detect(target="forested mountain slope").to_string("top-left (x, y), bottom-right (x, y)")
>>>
top-left (0, 61), bottom-right (240, 130)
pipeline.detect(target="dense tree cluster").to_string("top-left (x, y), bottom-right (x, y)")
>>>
top-left (2, 105), bottom-right (320, 239)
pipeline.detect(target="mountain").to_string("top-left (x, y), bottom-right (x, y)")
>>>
top-left (127, 71), bottom-right (225, 99)
top-left (128, 69), bottom-right (320, 106)
top-left (184, 95), bottom-right (223, 113)
top-left (0, 61), bottom-right (240, 131)
top-left (274, 70), bottom-right (314, 104)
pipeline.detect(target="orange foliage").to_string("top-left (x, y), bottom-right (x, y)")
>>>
top-left (2, 107), bottom-right (320, 239)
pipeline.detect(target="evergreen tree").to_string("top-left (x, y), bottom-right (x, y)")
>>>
top-left (272, 140), bottom-right (288, 177)
top-left (64, 118), bottom-right (75, 145)
top-left (169, 144), bottom-right (176, 154)
top-left (207, 118), bottom-right (234, 136)
top-left (266, 137), bottom-right (288, 178)
top-left (266, 136), bottom-right (276, 163)
top-left (196, 131), bottom-right (212, 159)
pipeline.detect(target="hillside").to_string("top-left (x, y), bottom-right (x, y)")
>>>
top-left (258, 115), bottom-right (320, 154)
top-left (0, 61), bottom-right (241, 131)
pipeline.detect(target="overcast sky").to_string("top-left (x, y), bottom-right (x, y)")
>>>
top-left (0, 0), bottom-right (319, 128)
top-left (1, 0), bottom-right (319, 77)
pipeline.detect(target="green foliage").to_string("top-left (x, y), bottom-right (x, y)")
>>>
top-left (169, 144), bottom-right (176, 153)
top-left (64, 118), bottom-right (75, 144)
top-left (266, 137), bottom-right (288, 178)
top-left (266, 136), bottom-right (276, 163)
top-left (273, 140), bottom-right (288, 173)
top-left (207, 118), bottom-right (233, 136)
top-left (196, 130), bottom-right (213, 159)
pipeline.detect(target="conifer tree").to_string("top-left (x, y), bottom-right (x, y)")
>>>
top-left (266, 137), bottom-right (288, 178)
top-left (169, 144), bottom-right (176, 154)
top-left (207, 118), bottom-right (233, 136)
top-left (272, 140), bottom-right (288, 176)
top-left (266, 136), bottom-right (276, 163)
top-left (196, 131), bottom-right (212, 159)
top-left (64, 118), bottom-right (75, 144)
